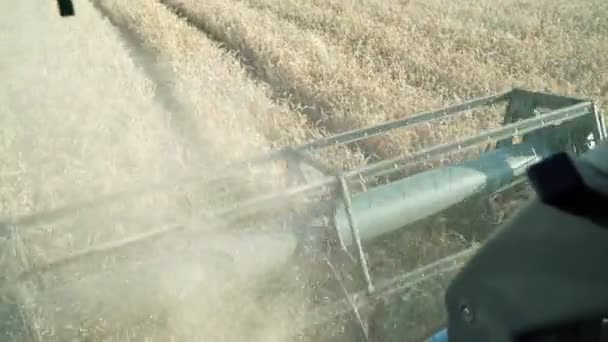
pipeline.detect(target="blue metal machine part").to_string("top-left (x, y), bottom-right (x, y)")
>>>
top-left (429, 328), bottom-right (449, 342)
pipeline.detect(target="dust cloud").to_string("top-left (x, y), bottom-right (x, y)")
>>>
top-left (0, 1), bottom-right (308, 341)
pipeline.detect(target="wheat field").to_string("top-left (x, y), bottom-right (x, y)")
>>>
top-left (1, 0), bottom-right (607, 341)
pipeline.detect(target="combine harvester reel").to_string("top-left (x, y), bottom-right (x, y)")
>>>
top-left (0, 88), bottom-right (605, 341)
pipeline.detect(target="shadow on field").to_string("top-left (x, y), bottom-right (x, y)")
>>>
top-left (89, 0), bottom-right (208, 154)
top-left (158, 0), bottom-right (384, 160)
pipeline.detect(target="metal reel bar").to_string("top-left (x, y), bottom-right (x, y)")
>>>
top-left (338, 175), bottom-right (374, 294)
top-left (0, 89), bottom-right (581, 234)
top-left (346, 101), bottom-right (595, 180)
top-left (290, 90), bottom-right (510, 153)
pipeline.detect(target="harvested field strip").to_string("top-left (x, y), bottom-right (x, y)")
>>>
top-left (93, 0), bottom-right (266, 161)
top-left (164, 0), bottom-right (502, 161)
top-left (0, 0), bottom-right (196, 228)
top-left (3, 2), bottom-right (330, 341)
top-left (10, 0), bottom-right (283, 271)
top-left (0, 0), bottom-right (210, 306)
top-left (238, 0), bottom-right (514, 100)
top-left (95, 0), bottom-right (365, 171)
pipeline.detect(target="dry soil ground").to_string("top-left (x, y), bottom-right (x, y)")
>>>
top-left (1, 0), bottom-right (607, 341)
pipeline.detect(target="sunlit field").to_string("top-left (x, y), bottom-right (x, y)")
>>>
top-left (1, 0), bottom-right (606, 341)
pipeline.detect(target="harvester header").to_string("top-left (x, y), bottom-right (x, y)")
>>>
top-left (0, 88), bottom-right (605, 341)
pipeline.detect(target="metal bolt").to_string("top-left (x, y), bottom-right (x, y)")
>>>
top-left (461, 304), bottom-right (475, 324)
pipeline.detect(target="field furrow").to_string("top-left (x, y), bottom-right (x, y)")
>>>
top-left (163, 0), bottom-right (503, 161)
top-left (162, 0), bottom-right (431, 160)
top-left (95, 0), bottom-right (366, 171)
